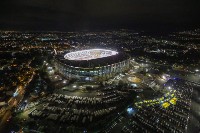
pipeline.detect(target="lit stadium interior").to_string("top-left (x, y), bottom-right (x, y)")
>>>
top-left (64, 49), bottom-right (118, 61)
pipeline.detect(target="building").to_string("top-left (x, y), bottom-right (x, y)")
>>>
top-left (54, 49), bottom-right (130, 81)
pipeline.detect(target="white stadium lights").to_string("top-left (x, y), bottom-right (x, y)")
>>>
top-left (64, 49), bottom-right (118, 61)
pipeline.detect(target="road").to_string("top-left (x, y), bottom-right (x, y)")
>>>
top-left (0, 108), bottom-right (12, 132)
top-left (0, 71), bottom-right (35, 132)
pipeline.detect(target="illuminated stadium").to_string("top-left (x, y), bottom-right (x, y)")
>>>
top-left (54, 49), bottom-right (130, 81)
top-left (64, 49), bottom-right (118, 61)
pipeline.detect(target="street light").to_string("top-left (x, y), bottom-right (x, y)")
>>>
top-left (73, 85), bottom-right (77, 88)
top-left (162, 75), bottom-right (166, 80)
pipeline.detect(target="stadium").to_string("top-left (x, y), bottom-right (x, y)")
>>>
top-left (54, 49), bottom-right (130, 81)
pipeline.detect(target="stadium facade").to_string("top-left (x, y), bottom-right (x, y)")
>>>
top-left (54, 49), bottom-right (130, 81)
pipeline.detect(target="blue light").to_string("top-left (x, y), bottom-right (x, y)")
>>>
top-left (127, 108), bottom-right (133, 112)
top-left (13, 92), bottom-right (18, 97)
top-left (173, 77), bottom-right (179, 80)
top-left (127, 107), bottom-right (134, 115)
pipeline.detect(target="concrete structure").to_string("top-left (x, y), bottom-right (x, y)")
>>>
top-left (54, 49), bottom-right (130, 81)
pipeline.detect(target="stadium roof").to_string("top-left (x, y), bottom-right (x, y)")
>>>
top-left (56, 50), bottom-right (129, 68)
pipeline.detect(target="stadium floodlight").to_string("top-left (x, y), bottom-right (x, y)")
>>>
top-left (64, 49), bottom-right (118, 61)
top-left (55, 49), bottom-right (130, 81)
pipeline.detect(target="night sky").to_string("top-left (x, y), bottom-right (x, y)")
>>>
top-left (0, 0), bottom-right (200, 31)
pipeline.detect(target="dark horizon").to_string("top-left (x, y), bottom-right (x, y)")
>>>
top-left (0, 0), bottom-right (200, 31)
